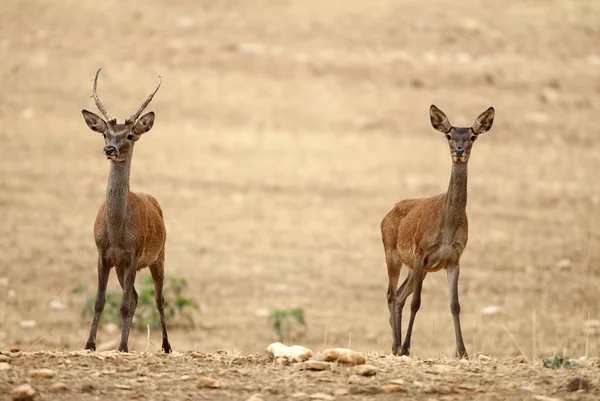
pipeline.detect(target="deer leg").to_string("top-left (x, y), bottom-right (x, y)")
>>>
top-left (386, 251), bottom-right (402, 355)
top-left (118, 261), bottom-right (138, 353)
top-left (447, 265), bottom-right (468, 359)
top-left (85, 255), bottom-right (110, 351)
top-left (400, 265), bottom-right (424, 356)
top-left (149, 249), bottom-right (172, 353)
top-left (393, 270), bottom-right (415, 353)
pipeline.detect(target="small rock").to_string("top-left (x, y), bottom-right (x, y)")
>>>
top-left (246, 394), bottom-right (264, 401)
top-left (266, 342), bottom-right (312, 362)
top-left (197, 377), bottom-right (220, 389)
top-left (478, 354), bottom-right (491, 362)
top-left (81, 383), bottom-right (95, 393)
top-left (291, 392), bottom-right (308, 398)
top-left (564, 377), bottom-right (590, 392)
top-left (48, 382), bottom-right (68, 392)
top-left (389, 379), bottom-right (404, 385)
top-left (189, 352), bottom-right (206, 359)
top-left (533, 396), bottom-right (562, 401)
top-left (310, 393), bottom-right (334, 400)
top-left (323, 348), bottom-right (365, 365)
top-left (0, 354), bottom-right (10, 362)
top-left (19, 320), bottom-right (37, 329)
top-left (298, 361), bottom-right (332, 371)
top-left (349, 385), bottom-right (383, 394)
top-left (178, 375), bottom-right (191, 381)
top-left (115, 384), bottom-right (132, 390)
top-left (383, 384), bottom-right (405, 393)
top-left (0, 362), bottom-right (11, 370)
top-left (49, 299), bottom-right (66, 310)
top-left (352, 364), bottom-right (377, 376)
top-left (555, 258), bottom-right (572, 271)
top-left (333, 388), bottom-right (349, 396)
top-left (398, 355), bottom-right (411, 362)
top-left (11, 384), bottom-right (36, 400)
top-left (30, 368), bottom-right (55, 378)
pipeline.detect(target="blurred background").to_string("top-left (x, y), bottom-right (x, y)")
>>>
top-left (0, 0), bottom-right (599, 358)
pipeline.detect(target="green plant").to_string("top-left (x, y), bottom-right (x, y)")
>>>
top-left (76, 275), bottom-right (200, 330)
top-left (542, 355), bottom-right (580, 369)
top-left (270, 307), bottom-right (307, 341)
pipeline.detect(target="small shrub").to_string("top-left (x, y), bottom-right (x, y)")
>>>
top-left (270, 307), bottom-right (307, 341)
top-left (542, 355), bottom-right (579, 369)
top-left (75, 275), bottom-right (200, 330)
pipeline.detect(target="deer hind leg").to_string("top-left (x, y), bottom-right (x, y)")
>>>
top-left (447, 265), bottom-right (468, 359)
top-left (85, 255), bottom-right (110, 351)
top-left (116, 263), bottom-right (138, 353)
top-left (400, 264), bottom-right (425, 356)
top-left (149, 249), bottom-right (172, 353)
top-left (386, 250), bottom-right (402, 355)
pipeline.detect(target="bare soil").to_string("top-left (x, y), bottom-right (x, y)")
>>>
top-left (1, 0), bottom-right (600, 399)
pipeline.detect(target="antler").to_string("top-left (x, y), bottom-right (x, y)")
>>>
top-left (92, 68), bottom-right (116, 125)
top-left (125, 75), bottom-right (162, 125)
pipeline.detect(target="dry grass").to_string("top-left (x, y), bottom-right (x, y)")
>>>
top-left (0, 0), bottom-right (599, 365)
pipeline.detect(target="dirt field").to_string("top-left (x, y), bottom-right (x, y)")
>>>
top-left (1, 0), bottom-right (600, 399)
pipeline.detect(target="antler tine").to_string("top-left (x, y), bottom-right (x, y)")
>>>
top-left (92, 68), bottom-right (116, 125)
top-left (126, 75), bottom-right (162, 124)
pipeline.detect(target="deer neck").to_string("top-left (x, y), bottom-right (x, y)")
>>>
top-left (105, 157), bottom-right (132, 235)
top-left (440, 161), bottom-right (468, 236)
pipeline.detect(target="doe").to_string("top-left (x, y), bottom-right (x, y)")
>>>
top-left (381, 105), bottom-right (495, 358)
top-left (81, 69), bottom-right (171, 353)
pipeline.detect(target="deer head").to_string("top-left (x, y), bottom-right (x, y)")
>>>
top-left (81, 69), bottom-right (161, 163)
top-left (429, 105), bottom-right (495, 163)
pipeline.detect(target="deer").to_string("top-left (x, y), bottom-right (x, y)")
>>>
top-left (381, 105), bottom-right (495, 359)
top-left (80, 68), bottom-right (172, 353)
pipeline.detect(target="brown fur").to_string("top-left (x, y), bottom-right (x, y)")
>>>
top-left (381, 105), bottom-right (494, 358)
top-left (81, 69), bottom-right (171, 353)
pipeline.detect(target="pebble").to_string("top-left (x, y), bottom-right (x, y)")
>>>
top-left (564, 377), bottom-right (590, 392)
top-left (383, 384), bottom-right (405, 393)
top-left (297, 361), bottom-right (332, 371)
top-left (49, 382), bottom-right (68, 392)
top-left (266, 342), bottom-right (313, 362)
top-left (0, 362), bottom-right (11, 370)
top-left (30, 368), bottom-right (55, 378)
top-left (309, 393), bottom-right (334, 400)
top-left (322, 348), bottom-right (366, 365)
top-left (352, 364), bottom-right (377, 376)
top-left (246, 394), bottom-right (264, 401)
top-left (11, 384), bottom-right (36, 400)
top-left (197, 376), bottom-right (220, 389)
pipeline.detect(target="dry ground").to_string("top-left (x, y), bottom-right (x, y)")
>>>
top-left (1, 0), bottom-right (600, 399)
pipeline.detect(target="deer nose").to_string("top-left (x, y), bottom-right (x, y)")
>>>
top-left (103, 145), bottom-right (117, 156)
top-left (455, 146), bottom-right (465, 156)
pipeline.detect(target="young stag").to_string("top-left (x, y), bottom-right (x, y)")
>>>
top-left (81, 69), bottom-right (171, 353)
top-left (381, 105), bottom-right (495, 358)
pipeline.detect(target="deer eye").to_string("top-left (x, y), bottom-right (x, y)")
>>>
top-left (127, 134), bottom-right (134, 140)
top-left (102, 134), bottom-right (106, 139)
top-left (445, 135), bottom-right (451, 140)
top-left (471, 135), bottom-right (477, 141)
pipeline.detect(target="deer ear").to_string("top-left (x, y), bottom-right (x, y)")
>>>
top-left (82, 110), bottom-right (107, 133)
top-left (134, 112), bottom-right (155, 134)
top-left (472, 107), bottom-right (495, 134)
top-left (429, 105), bottom-right (452, 133)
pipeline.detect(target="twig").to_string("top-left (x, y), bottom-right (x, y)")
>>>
top-left (348, 331), bottom-right (352, 349)
top-left (145, 324), bottom-right (158, 353)
top-left (501, 323), bottom-right (529, 362)
top-left (532, 309), bottom-right (537, 361)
